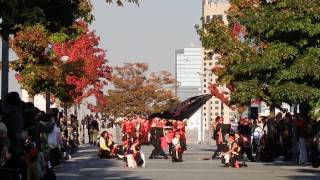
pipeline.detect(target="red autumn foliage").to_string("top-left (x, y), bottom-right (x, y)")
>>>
top-left (208, 83), bottom-right (236, 111)
top-left (208, 83), bottom-right (228, 104)
top-left (212, 65), bottom-right (224, 74)
top-left (231, 23), bottom-right (242, 39)
top-left (52, 21), bottom-right (112, 108)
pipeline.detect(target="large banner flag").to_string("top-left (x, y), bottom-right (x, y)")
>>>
top-left (150, 94), bottom-right (212, 120)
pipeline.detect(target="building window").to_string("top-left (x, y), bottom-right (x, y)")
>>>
top-left (209, 62), bottom-right (212, 66)
top-left (204, 84), bottom-right (206, 88)
top-left (204, 68), bottom-right (207, 71)
top-left (215, 113), bottom-right (219, 116)
top-left (204, 113), bottom-right (206, 116)
top-left (204, 63), bottom-right (206, 66)
top-left (215, 106), bottom-right (219, 110)
top-left (215, 101), bottom-right (219, 104)
top-left (204, 107), bottom-right (206, 110)
top-left (204, 79), bottom-right (206, 82)
top-left (204, 90), bottom-right (206, 93)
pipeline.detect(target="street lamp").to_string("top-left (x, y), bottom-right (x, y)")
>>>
top-left (60, 55), bottom-right (69, 62)
top-left (59, 55), bottom-right (69, 116)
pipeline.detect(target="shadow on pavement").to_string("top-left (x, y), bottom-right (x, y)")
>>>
top-left (56, 145), bottom-right (151, 180)
top-left (279, 175), bottom-right (319, 180)
top-left (259, 161), bottom-right (320, 180)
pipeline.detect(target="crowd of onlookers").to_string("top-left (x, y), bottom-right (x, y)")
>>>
top-left (2, 91), bottom-right (318, 178)
top-left (0, 92), bottom-right (81, 180)
top-left (212, 113), bottom-right (320, 168)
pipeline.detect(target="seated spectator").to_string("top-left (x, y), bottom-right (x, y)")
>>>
top-left (98, 131), bottom-right (112, 159)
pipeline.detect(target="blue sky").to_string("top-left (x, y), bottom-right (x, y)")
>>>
top-left (1, 0), bottom-right (202, 100)
top-left (91, 0), bottom-right (202, 74)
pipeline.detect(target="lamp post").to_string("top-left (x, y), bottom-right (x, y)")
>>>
top-left (60, 55), bottom-right (69, 116)
top-left (1, 31), bottom-right (9, 100)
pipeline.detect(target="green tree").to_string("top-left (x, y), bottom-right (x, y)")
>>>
top-left (198, 0), bottom-right (320, 117)
top-left (97, 63), bottom-right (179, 117)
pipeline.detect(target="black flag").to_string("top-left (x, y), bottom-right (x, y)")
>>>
top-left (150, 94), bottom-right (212, 120)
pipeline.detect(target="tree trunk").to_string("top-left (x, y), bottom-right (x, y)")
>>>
top-left (293, 103), bottom-right (298, 115)
top-left (1, 32), bottom-right (9, 100)
top-left (269, 104), bottom-right (276, 118)
top-left (45, 91), bottom-right (50, 112)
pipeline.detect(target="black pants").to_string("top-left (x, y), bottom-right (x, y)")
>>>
top-left (169, 143), bottom-right (174, 155)
top-left (150, 139), bottom-right (167, 158)
top-left (48, 148), bottom-right (61, 167)
top-left (134, 152), bottom-right (144, 167)
top-left (99, 149), bottom-right (111, 159)
top-left (1, 152), bottom-right (24, 180)
top-left (172, 149), bottom-right (182, 162)
top-left (240, 146), bottom-right (254, 161)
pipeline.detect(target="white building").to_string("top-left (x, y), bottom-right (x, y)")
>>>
top-left (175, 48), bottom-right (202, 131)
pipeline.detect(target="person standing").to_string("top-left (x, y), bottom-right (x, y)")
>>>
top-left (172, 131), bottom-right (185, 162)
top-left (1, 92), bottom-right (25, 179)
top-left (212, 116), bottom-right (226, 159)
top-left (87, 115), bottom-right (93, 144)
top-left (297, 116), bottom-right (308, 165)
top-left (89, 118), bottom-right (99, 146)
top-left (149, 122), bottom-right (168, 159)
top-left (238, 118), bottom-right (255, 162)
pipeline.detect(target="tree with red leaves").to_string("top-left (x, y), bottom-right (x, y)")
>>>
top-left (52, 21), bottom-right (112, 106)
top-left (11, 21), bottom-right (111, 109)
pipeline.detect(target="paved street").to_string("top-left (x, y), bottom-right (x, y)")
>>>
top-left (56, 144), bottom-right (320, 180)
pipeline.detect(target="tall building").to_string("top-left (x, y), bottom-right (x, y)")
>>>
top-left (175, 48), bottom-right (202, 131)
top-left (201, 0), bottom-right (235, 142)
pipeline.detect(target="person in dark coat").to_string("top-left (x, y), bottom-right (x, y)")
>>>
top-left (148, 123), bottom-right (168, 159)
